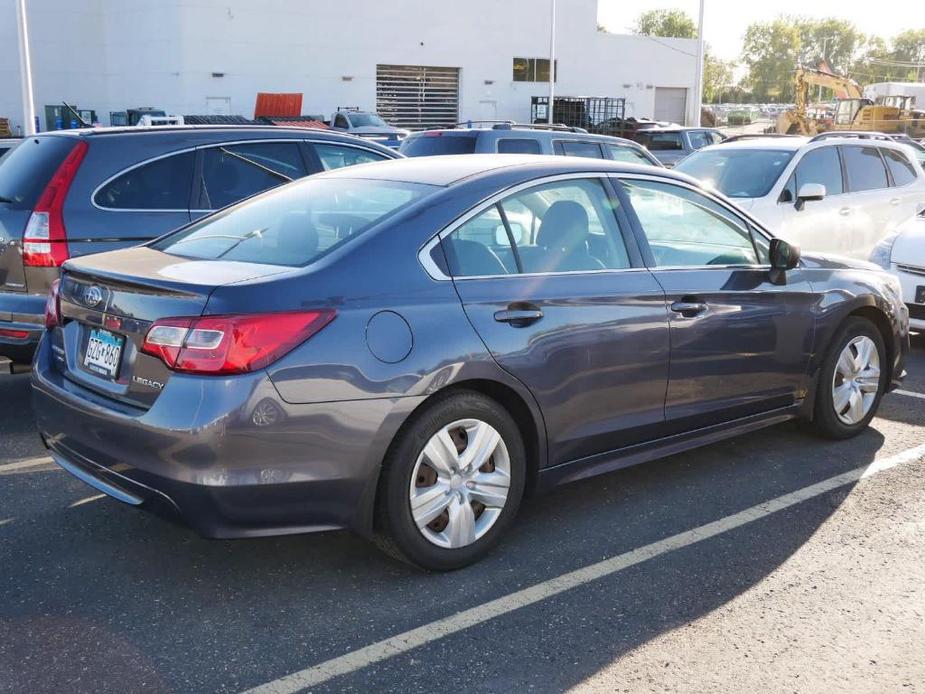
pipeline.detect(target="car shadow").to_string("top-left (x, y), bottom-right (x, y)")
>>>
top-left (0, 415), bottom-right (894, 693)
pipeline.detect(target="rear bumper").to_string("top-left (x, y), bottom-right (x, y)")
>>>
top-left (31, 337), bottom-right (419, 538)
top-left (0, 291), bottom-right (45, 364)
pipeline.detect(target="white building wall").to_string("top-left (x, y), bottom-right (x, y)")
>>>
top-left (0, 0), bottom-right (698, 132)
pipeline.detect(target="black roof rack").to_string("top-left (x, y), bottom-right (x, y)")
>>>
top-left (809, 131), bottom-right (892, 143)
top-left (493, 122), bottom-right (589, 133)
top-left (722, 134), bottom-right (799, 143)
top-left (454, 120), bottom-right (515, 128)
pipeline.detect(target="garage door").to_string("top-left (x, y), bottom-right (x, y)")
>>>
top-left (376, 65), bottom-right (460, 131)
top-left (653, 87), bottom-right (687, 125)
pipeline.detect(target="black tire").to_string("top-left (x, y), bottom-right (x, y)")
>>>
top-left (374, 390), bottom-right (526, 571)
top-left (809, 317), bottom-right (887, 440)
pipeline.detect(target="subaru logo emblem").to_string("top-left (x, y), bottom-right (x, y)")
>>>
top-left (84, 285), bottom-right (104, 308)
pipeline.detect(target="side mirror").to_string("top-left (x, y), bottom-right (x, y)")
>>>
top-left (770, 238), bottom-right (801, 270)
top-left (795, 182), bottom-right (825, 210)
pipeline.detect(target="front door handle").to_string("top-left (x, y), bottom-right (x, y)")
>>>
top-left (670, 301), bottom-right (708, 317)
top-left (494, 307), bottom-right (544, 327)
top-left (889, 198), bottom-right (901, 206)
top-left (839, 207), bottom-right (852, 216)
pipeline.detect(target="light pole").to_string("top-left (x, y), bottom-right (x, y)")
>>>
top-left (547, 0), bottom-right (556, 124)
top-left (16, 0), bottom-right (36, 135)
top-left (690, 0), bottom-right (705, 126)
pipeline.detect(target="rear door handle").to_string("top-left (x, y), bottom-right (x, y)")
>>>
top-left (839, 207), bottom-right (852, 216)
top-left (670, 301), bottom-right (708, 317)
top-left (889, 198), bottom-right (901, 206)
top-left (494, 307), bottom-right (543, 327)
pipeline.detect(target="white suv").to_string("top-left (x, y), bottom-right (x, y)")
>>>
top-left (871, 210), bottom-right (925, 330)
top-left (676, 133), bottom-right (925, 260)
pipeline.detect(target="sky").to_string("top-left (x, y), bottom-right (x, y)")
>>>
top-left (597, 0), bottom-right (925, 62)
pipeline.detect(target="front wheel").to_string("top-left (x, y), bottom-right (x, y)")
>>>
top-left (809, 317), bottom-right (887, 439)
top-left (374, 391), bottom-right (526, 571)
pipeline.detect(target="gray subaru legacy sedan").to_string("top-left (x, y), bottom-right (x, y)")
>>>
top-left (31, 155), bottom-right (909, 570)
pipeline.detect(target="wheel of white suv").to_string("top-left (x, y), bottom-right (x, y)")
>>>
top-left (810, 317), bottom-right (887, 439)
top-left (374, 391), bottom-right (526, 571)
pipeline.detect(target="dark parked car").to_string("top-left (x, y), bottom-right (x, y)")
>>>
top-left (32, 155), bottom-right (908, 570)
top-left (631, 126), bottom-right (726, 167)
top-left (0, 125), bottom-right (400, 367)
top-left (400, 122), bottom-right (660, 166)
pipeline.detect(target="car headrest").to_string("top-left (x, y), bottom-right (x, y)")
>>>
top-left (446, 238), bottom-right (507, 276)
top-left (536, 201), bottom-right (590, 253)
top-left (274, 212), bottom-right (319, 259)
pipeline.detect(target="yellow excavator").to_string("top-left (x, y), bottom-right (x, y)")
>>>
top-left (776, 67), bottom-right (925, 137)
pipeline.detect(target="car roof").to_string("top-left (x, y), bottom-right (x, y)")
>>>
top-left (701, 136), bottom-right (809, 151)
top-left (316, 153), bottom-right (689, 187)
top-left (33, 125), bottom-right (361, 139)
top-left (409, 126), bottom-right (645, 148)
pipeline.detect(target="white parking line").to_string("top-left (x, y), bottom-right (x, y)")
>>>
top-left (895, 389), bottom-right (925, 401)
top-left (0, 456), bottom-right (56, 474)
top-left (68, 494), bottom-right (106, 508)
top-left (242, 441), bottom-right (925, 694)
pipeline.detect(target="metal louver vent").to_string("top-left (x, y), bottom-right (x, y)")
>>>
top-left (376, 64), bottom-right (460, 130)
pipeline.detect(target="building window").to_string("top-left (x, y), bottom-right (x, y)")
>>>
top-left (512, 58), bottom-right (558, 82)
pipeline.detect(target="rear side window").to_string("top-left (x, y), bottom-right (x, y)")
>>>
top-left (687, 131), bottom-right (712, 150)
top-left (642, 133), bottom-right (683, 151)
top-left (153, 178), bottom-right (434, 267)
top-left (881, 148), bottom-right (917, 186)
top-left (842, 146), bottom-right (889, 192)
top-left (605, 144), bottom-right (652, 165)
top-left (556, 141), bottom-right (603, 159)
top-left (95, 151), bottom-right (194, 210)
top-left (497, 138), bottom-right (542, 155)
top-left (400, 134), bottom-right (478, 156)
top-left (0, 136), bottom-right (77, 209)
top-left (199, 142), bottom-right (306, 210)
top-left (312, 143), bottom-right (389, 171)
top-left (794, 147), bottom-right (843, 195)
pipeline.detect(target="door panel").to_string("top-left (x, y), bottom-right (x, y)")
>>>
top-left (653, 268), bottom-right (816, 430)
top-left (620, 177), bottom-right (816, 431)
top-left (454, 273), bottom-right (670, 464)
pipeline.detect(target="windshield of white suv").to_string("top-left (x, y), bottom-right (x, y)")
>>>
top-left (348, 113), bottom-right (388, 128)
top-left (675, 148), bottom-right (796, 198)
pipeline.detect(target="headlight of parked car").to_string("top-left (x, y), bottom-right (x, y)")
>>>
top-left (869, 233), bottom-right (898, 270)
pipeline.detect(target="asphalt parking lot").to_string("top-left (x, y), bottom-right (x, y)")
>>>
top-left (1, 335), bottom-right (924, 694)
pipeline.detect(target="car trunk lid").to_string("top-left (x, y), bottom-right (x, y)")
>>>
top-left (53, 246), bottom-right (290, 408)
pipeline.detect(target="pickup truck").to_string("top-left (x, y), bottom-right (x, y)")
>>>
top-left (328, 109), bottom-right (409, 148)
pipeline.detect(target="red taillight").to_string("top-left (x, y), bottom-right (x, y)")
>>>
top-left (23, 140), bottom-right (88, 268)
top-left (44, 279), bottom-right (61, 329)
top-left (0, 328), bottom-right (31, 340)
top-left (141, 310), bottom-right (336, 375)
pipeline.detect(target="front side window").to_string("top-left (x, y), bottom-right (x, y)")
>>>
top-left (557, 141), bottom-right (603, 159)
top-left (675, 148), bottom-right (796, 199)
top-left (842, 146), bottom-right (889, 192)
top-left (687, 131), bottom-right (712, 150)
top-left (794, 147), bottom-right (844, 196)
top-left (199, 142), bottom-right (306, 210)
top-left (313, 143), bottom-right (389, 171)
top-left (881, 148), bottom-right (917, 186)
top-left (95, 152), bottom-right (195, 210)
top-left (154, 178), bottom-right (434, 267)
top-left (497, 138), bottom-right (542, 155)
top-left (622, 179), bottom-right (760, 267)
top-left (333, 114), bottom-right (349, 128)
top-left (442, 178), bottom-right (630, 277)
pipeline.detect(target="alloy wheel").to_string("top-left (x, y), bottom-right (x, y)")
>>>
top-left (409, 418), bottom-right (511, 549)
top-left (832, 335), bottom-right (881, 425)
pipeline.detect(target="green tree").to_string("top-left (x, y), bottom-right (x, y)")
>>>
top-left (703, 48), bottom-right (735, 103)
top-left (740, 18), bottom-right (802, 101)
top-left (632, 9), bottom-right (697, 39)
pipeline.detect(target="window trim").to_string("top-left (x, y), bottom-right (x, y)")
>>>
top-left (91, 146), bottom-right (199, 213)
top-left (613, 173), bottom-right (776, 272)
top-left (418, 172), bottom-right (647, 281)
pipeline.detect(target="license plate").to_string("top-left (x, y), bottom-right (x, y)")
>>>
top-left (83, 328), bottom-right (124, 379)
top-left (916, 286), bottom-right (925, 304)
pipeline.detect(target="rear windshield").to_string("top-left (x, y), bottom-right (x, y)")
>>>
top-left (0, 136), bottom-right (77, 209)
top-left (152, 177), bottom-right (435, 267)
top-left (400, 133), bottom-right (478, 157)
top-left (675, 148), bottom-right (797, 198)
